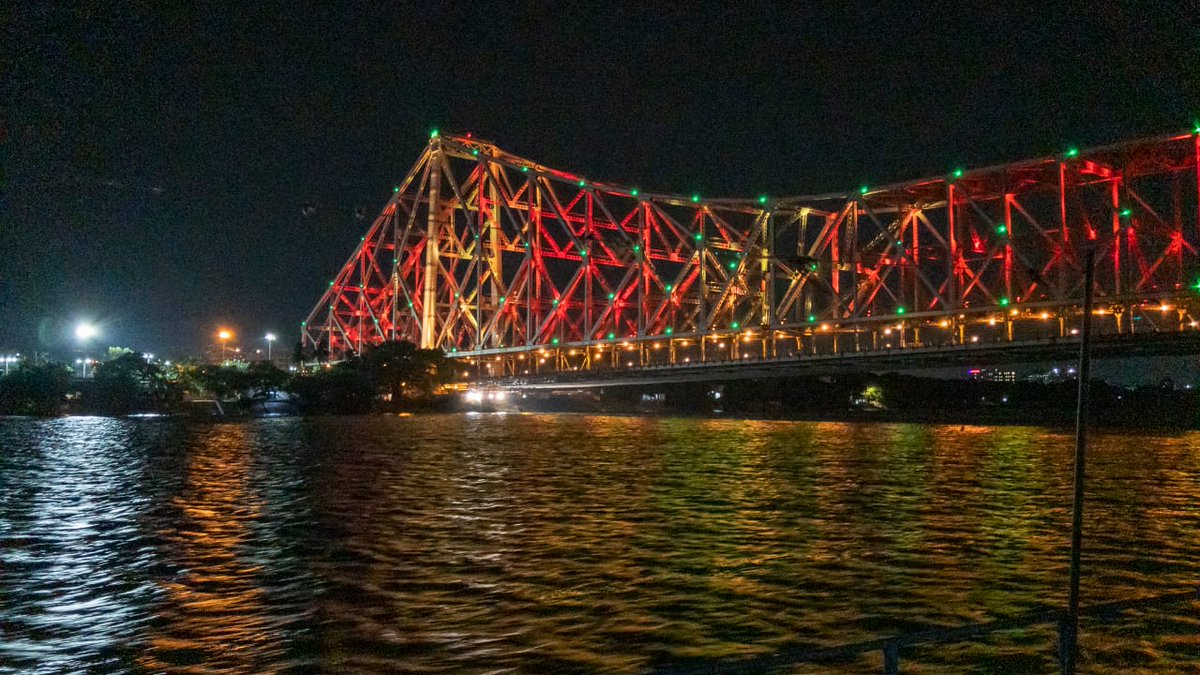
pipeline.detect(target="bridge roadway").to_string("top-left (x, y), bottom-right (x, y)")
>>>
top-left (473, 331), bottom-right (1200, 390)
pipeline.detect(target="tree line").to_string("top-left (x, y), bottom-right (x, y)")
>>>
top-left (0, 341), bottom-right (452, 416)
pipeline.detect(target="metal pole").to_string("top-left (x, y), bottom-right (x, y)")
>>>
top-left (1063, 247), bottom-right (1096, 674)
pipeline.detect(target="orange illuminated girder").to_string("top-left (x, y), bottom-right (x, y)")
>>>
top-left (302, 131), bottom-right (1200, 359)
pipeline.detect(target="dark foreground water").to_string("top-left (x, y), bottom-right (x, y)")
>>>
top-left (1, 414), bottom-right (1198, 674)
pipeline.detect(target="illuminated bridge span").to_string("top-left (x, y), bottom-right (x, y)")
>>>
top-left (304, 130), bottom-right (1200, 379)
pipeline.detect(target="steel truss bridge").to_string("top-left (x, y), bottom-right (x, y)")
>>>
top-left (304, 130), bottom-right (1200, 380)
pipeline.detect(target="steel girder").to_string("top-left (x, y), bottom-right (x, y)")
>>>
top-left (302, 131), bottom-right (1200, 362)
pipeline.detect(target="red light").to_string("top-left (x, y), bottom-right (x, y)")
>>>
top-left (466, 132), bottom-right (473, 138)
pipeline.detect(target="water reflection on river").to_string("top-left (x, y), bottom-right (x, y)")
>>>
top-left (1, 414), bottom-right (1198, 673)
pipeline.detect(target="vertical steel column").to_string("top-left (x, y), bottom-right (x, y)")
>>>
top-left (947, 184), bottom-right (960, 341)
top-left (638, 201), bottom-right (648, 337)
top-left (489, 165), bottom-right (502, 346)
top-left (1004, 194), bottom-right (1014, 304)
top-left (391, 205), bottom-right (400, 341)
top-left (761, 209), bottom-right (772, 326)
top-left (421, 143), bottom-right (442, 349)
top-left (1059, 162), bottom-right (1071, 300)
top-left (698, 211), bottom-right (708, 334)
top-left (1111, 179), bottom-right (1122, 296)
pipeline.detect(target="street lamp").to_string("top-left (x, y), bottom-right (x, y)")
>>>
top-left (75, 322), bottom-right (98, 377)
top-left (265, 333), bottom-right (276, 361)
top-left (218, 329), bottom-right (233, 363)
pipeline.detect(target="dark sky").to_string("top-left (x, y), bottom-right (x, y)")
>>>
top-left (3, 3), bottom-right (1198, 357)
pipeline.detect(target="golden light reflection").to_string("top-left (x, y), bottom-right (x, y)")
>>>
top-left (138, 425), bottom-right (276, 672)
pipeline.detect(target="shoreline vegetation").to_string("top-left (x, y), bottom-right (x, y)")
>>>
top-left (0, 341), bottom-right (1195, 428)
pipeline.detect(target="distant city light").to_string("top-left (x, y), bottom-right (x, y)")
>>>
top-left (75, 323), bottom-right (98, 341)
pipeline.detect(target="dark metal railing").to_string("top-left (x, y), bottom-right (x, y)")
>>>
top-left (657, 587), bottom-right (1200, 675)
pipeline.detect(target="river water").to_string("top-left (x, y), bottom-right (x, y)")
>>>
top-left (1, 414), bottom-right (1198, 674)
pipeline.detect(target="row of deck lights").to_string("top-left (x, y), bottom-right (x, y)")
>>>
top-left (454, 300), bottom-right (1192, 355)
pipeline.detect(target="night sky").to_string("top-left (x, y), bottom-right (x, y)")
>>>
top-left (4, 4), bottom-right (1198, 358)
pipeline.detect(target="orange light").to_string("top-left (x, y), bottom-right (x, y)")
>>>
top-left (218, 329), bottom-right (233, 341)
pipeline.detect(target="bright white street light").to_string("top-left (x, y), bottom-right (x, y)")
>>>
top-left (265, 332), bottom-right (277, 361)
top-left (75, 322), bottom-right (98, 377)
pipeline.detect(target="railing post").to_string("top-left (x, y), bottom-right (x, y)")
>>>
top-left (883, 640), bottom-right (900, 675)
top-left (1064, 247), bottom-right (1097, 675)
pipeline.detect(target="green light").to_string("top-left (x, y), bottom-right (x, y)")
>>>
top-left (691, 194), bottom-right (700, 203)
top-left (808, 314), bottom-right (816, 323)
top-left (329, 281), bottom-right (334, 286)
top-left (578, 179), bottom-right (586, 187)
top-left (665, 327), bottom-right (674, 335)
top-left (999, 297), bottom-right (1010, 306)
top-left (758, 195), bottom-right (768, 205)
top-left (952, 168), bottom-right (964, 178)
top-left (1119, 208), bottom-right (1132, 218)
top-left (393, 186), bottom-right (399, 193)
top-left (997, 224), bottom-right (1007, 235)
top-left (1064, 146), bottom-right (1079, 158)
top-left (552, 298), bottom-right (559, 305)
top-left (728, 261), bottom-right (737, 270)
top-left (694, 232), bottom-right (703, 241)
top-left (665, 284), bottom-right (673, 292)
top-left (521, 166), bottom-right (529, 173)
top-left (579, 249), bottom-right (587, 257)
top-left (810, 263), bottom-right (818, 271)
top-left (499, 297), bottom-right (506, 304)
top-left (631, 188), bottom-right (639, 197)
top-left (632, 244), bottom-right (641, 253)
top-left (552, 337), bottom-right (560, 345)
top-left (471, 149), bottom-right (480, 156)
top-left (607, 332), bottom-right (616, 340)
top-left (301, 321), bottom-right (307, 326)
top-left (430, 128), bottom-right (439, 139)
top-left (859, 185), bottom-right (869, 195)
top-left (607, 292), bottom-right (615, 300)
top-left (896, 306), bottom-right (906, 315)
top-left (450, 347), bottom-right (457, 353)
top-left (407, 300), bottom-right (414, 307)
top-left (731, 321), bottom-right (741, 330)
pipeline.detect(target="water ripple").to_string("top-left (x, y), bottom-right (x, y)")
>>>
top-left (2, 415), bottom-right (1199, 672)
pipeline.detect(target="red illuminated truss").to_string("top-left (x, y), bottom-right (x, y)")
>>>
top-left (303, 130), bottom-right (1200, 369)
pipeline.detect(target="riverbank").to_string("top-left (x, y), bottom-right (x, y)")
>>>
top-left (505, 372), bottom-right (1200, 430)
